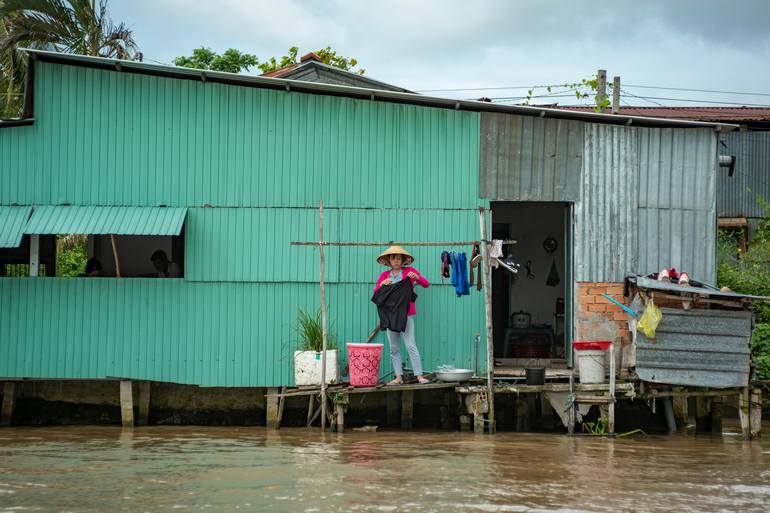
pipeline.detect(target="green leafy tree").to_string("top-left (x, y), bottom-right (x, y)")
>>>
top-left (258, 46), bottom-right (364, 75)
top-left (0, 0), bottom-right (138, 118)
top-left (173, 47), bottom-right (258, 73)
top-left (56, 234), bottom-right (87, 277)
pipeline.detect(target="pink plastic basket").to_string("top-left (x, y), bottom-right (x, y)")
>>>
top-left (347, 343), bottom-right (383, 387)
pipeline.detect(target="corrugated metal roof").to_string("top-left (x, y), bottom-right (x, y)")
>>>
top-left (0, 206), bottom-right (32, 247)
top-left (558, 106), bottom-right (770, 122)
top-left (634, 308), bottom-right (752, 388)
top-left (717, 131), bottom-right (770, 219)
top-left (631, 275), bottom-right (770, 301)
top-left (24, 206), bottom-right (187, 235)
top-left (10, 49), bottom-right (739, 130)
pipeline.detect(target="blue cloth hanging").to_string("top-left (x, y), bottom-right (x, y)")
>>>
top-left (451, 252), bottom-right (470, 297)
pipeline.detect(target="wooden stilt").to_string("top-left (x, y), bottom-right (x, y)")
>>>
top-left (119, 380), bottom-right (134, 428)
top-left (672, 387), bottom-right (688, 428)
top-left (266, 387), bottom-right (280, 429)
top-left (739, 387), bottom-right (751, 440)
top-left (478, 207), bottom-right (495, 434)
top-left (567, 370), bottom-right (575, 436)
top-left (336, 402), bottom-right (345, 433)
top-left (319, 201), bottom-right (328, 432)
top-left (750, 388), bottom-right (762, 439)
top-left (137, 381), bottom-right (151, 426)
top-left (307, 393), bottom-right (316, 427)
top-left (401, 390), bottom-right (414, 429)
top-left (608, 342), bottom-right (616, 435)
top-left (696, 396), bottom-right (713, 433)
top-left (276, 386), bottom-right (287, 429)
top-left (710, 395), bottom-right (723, 434)
top-left (515, 395), bottom-right (531, 432)
top-left (386, 391), bottom-right (400, 427)
top-left (459, 415), bottom-right (472, 432)
top-left (1, 382), bottom-right (16, 427)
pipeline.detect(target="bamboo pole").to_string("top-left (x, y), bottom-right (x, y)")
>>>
top-left (110, 234), bottom-right (122, 277)
top-left (478, 207), bottom-right (495, 434)
top-left (291, 240), bottom-right (517, 247)
top-left (319, 200), bottom-right (328, 432)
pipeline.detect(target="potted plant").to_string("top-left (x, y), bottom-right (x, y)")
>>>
top-left (293, 309), bottom-right (339, 386)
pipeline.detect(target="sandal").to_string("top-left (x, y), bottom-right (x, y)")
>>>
top-left (416, 377), bottom-right (432, 384)
top-left (386, 378), bottom-right (403, 386)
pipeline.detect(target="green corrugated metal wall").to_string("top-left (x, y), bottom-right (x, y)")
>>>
top-left (0, 60), bottom-right (486, 386)
top-left (24, 206), bottom-right (187, 235)
top-left (0, 279), bottom-right (486, 386)
top-left (0, 62), bottom-right (480, 209)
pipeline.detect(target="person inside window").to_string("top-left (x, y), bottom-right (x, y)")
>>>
top-left (79, 258), bottom-right (102, 277)
top-left (150, 250), bottom-right (180, 278)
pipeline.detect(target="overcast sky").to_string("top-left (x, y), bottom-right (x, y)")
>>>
top-left (110, 0), bottom-right (770, 107)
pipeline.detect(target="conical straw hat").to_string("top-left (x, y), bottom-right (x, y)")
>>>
top-left (376, 245), bottom-right (414, 266)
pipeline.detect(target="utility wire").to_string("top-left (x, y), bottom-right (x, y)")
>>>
top-left (624, 84), bottom-right (770, 98)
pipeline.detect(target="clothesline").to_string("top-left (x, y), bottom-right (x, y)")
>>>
top-left (290, 240), bottom-right (517, 247)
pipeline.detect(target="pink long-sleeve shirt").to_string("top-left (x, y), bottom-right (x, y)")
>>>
top-left (374, 266), bottom-right (430, 316)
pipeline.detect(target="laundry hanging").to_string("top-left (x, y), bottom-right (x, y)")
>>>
top-left (451, 252), bottom-right (470, 297)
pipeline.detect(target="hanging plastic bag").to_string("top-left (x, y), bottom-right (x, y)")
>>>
top-left (546, 259), bottom-right (560, 287)
top-left (637, 299), bottom-right (662, 339)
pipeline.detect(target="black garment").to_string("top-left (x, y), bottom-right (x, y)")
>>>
top-left (371, 278), bottom-right (417, 333)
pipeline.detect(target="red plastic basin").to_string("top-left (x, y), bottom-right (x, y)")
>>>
top-left (572, 340), bottom-right (612, 351)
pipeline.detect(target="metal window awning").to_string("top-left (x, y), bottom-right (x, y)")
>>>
top-left (0, 206), bottom-right (33, 247)
top-left (24, 206), bottom-right (187, 235)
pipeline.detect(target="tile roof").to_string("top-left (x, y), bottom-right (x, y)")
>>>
top-left (556, 106), bottom-right (770, 122)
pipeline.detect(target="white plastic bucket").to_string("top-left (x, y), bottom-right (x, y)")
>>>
top-left (576, 349), bottom-right (606, 384)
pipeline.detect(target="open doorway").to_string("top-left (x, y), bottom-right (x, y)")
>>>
top-left (491, 201), bottom-right (570, 372)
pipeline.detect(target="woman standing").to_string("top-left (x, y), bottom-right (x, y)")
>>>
top-left (373, 246), bottom-right (431, 385)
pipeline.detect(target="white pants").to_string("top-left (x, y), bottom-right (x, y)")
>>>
top-left (386, 316), bottom-right (423, 376)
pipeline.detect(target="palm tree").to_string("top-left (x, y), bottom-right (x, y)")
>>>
top-left (0, 0), bottom-right (138, 118)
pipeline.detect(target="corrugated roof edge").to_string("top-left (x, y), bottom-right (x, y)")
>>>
top-left (4, 49), bottom-right (739, 131)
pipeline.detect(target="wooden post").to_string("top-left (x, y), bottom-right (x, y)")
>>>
top-left (277, 386), bottom-right (287, 429)
top-left (119, 380), bottom-right (134, 428)
top-left (401, 390), bottom-right (414, 429)
top-left (515, 395), bottom-right (530, 432)
top-left (750, 388), bottom-right (762, 439)
top-left (319, 200), bottom-right (328, 432)
top-left (1, 382), bottom-right (16, 427)
top-left (611, 76), bottom-right (621, 114)
top-left (608, 342), bottom-right (616, 435)
top-left (307, 393), bottom-right (316, 427)
top-left (696, 396), bottom-right (713, 433)
top-left (29, 235), bottom-right (39, 276)
top-left (110, 234), bottom-right (121, 277)
top-left (567, 369), bottom-right (575, 436)
top-left (336, 401), bottom-right (345, 433)
top-left (386, 391), bottom-right (400, 427)
top-left (596, 69), bottom-right (607, 112)
top-left (266, 387), bottom-right (280, 429)
top-left (739, 387), bottom-right (751, 440)
top-left (137, 381), bottom-right (151, 426)
top-left (478, 207), bottom-right (495, 434)
top-left (710, 395), bottom-right (724, 434)
top-left (672, 387), bottom-right (688, 428)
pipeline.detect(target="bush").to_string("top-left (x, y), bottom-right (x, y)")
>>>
top-left (753, 324), bottom-right (770, 381)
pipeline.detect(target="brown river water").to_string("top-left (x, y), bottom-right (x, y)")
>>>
top-left (1, 425), bottom-right (769, 513)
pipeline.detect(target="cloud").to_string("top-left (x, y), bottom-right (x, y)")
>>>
top-left (109, 0), bottom-right (770, 104)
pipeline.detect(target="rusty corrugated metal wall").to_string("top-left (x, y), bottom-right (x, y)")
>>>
top-left (717, 131), bottom-right (770, 219)
top-left (480, 117), bottom-right (718, 283)
top-left (479, 113), bottom-right (583, 201)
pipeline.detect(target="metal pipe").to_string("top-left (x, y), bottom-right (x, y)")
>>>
top-left (663, 397), bottom-right (677, 434)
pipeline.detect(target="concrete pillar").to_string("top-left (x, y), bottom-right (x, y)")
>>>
top-left (119, 381), bottom-right (134, 428)
top-left (266, 387), bottom-right (280, 429)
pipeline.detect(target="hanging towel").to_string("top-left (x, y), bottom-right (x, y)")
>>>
top-left (440, 251), bottom-right (451, 284)
top-left (490, 239), bottom-right (503, 258)
top-left (451, 252), bottom-right (470, 297)
top-left (469, 241), bottom-right (482, 291)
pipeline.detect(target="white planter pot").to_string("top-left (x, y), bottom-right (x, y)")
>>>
top-left (294, 350), bottom-right (339, 386)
